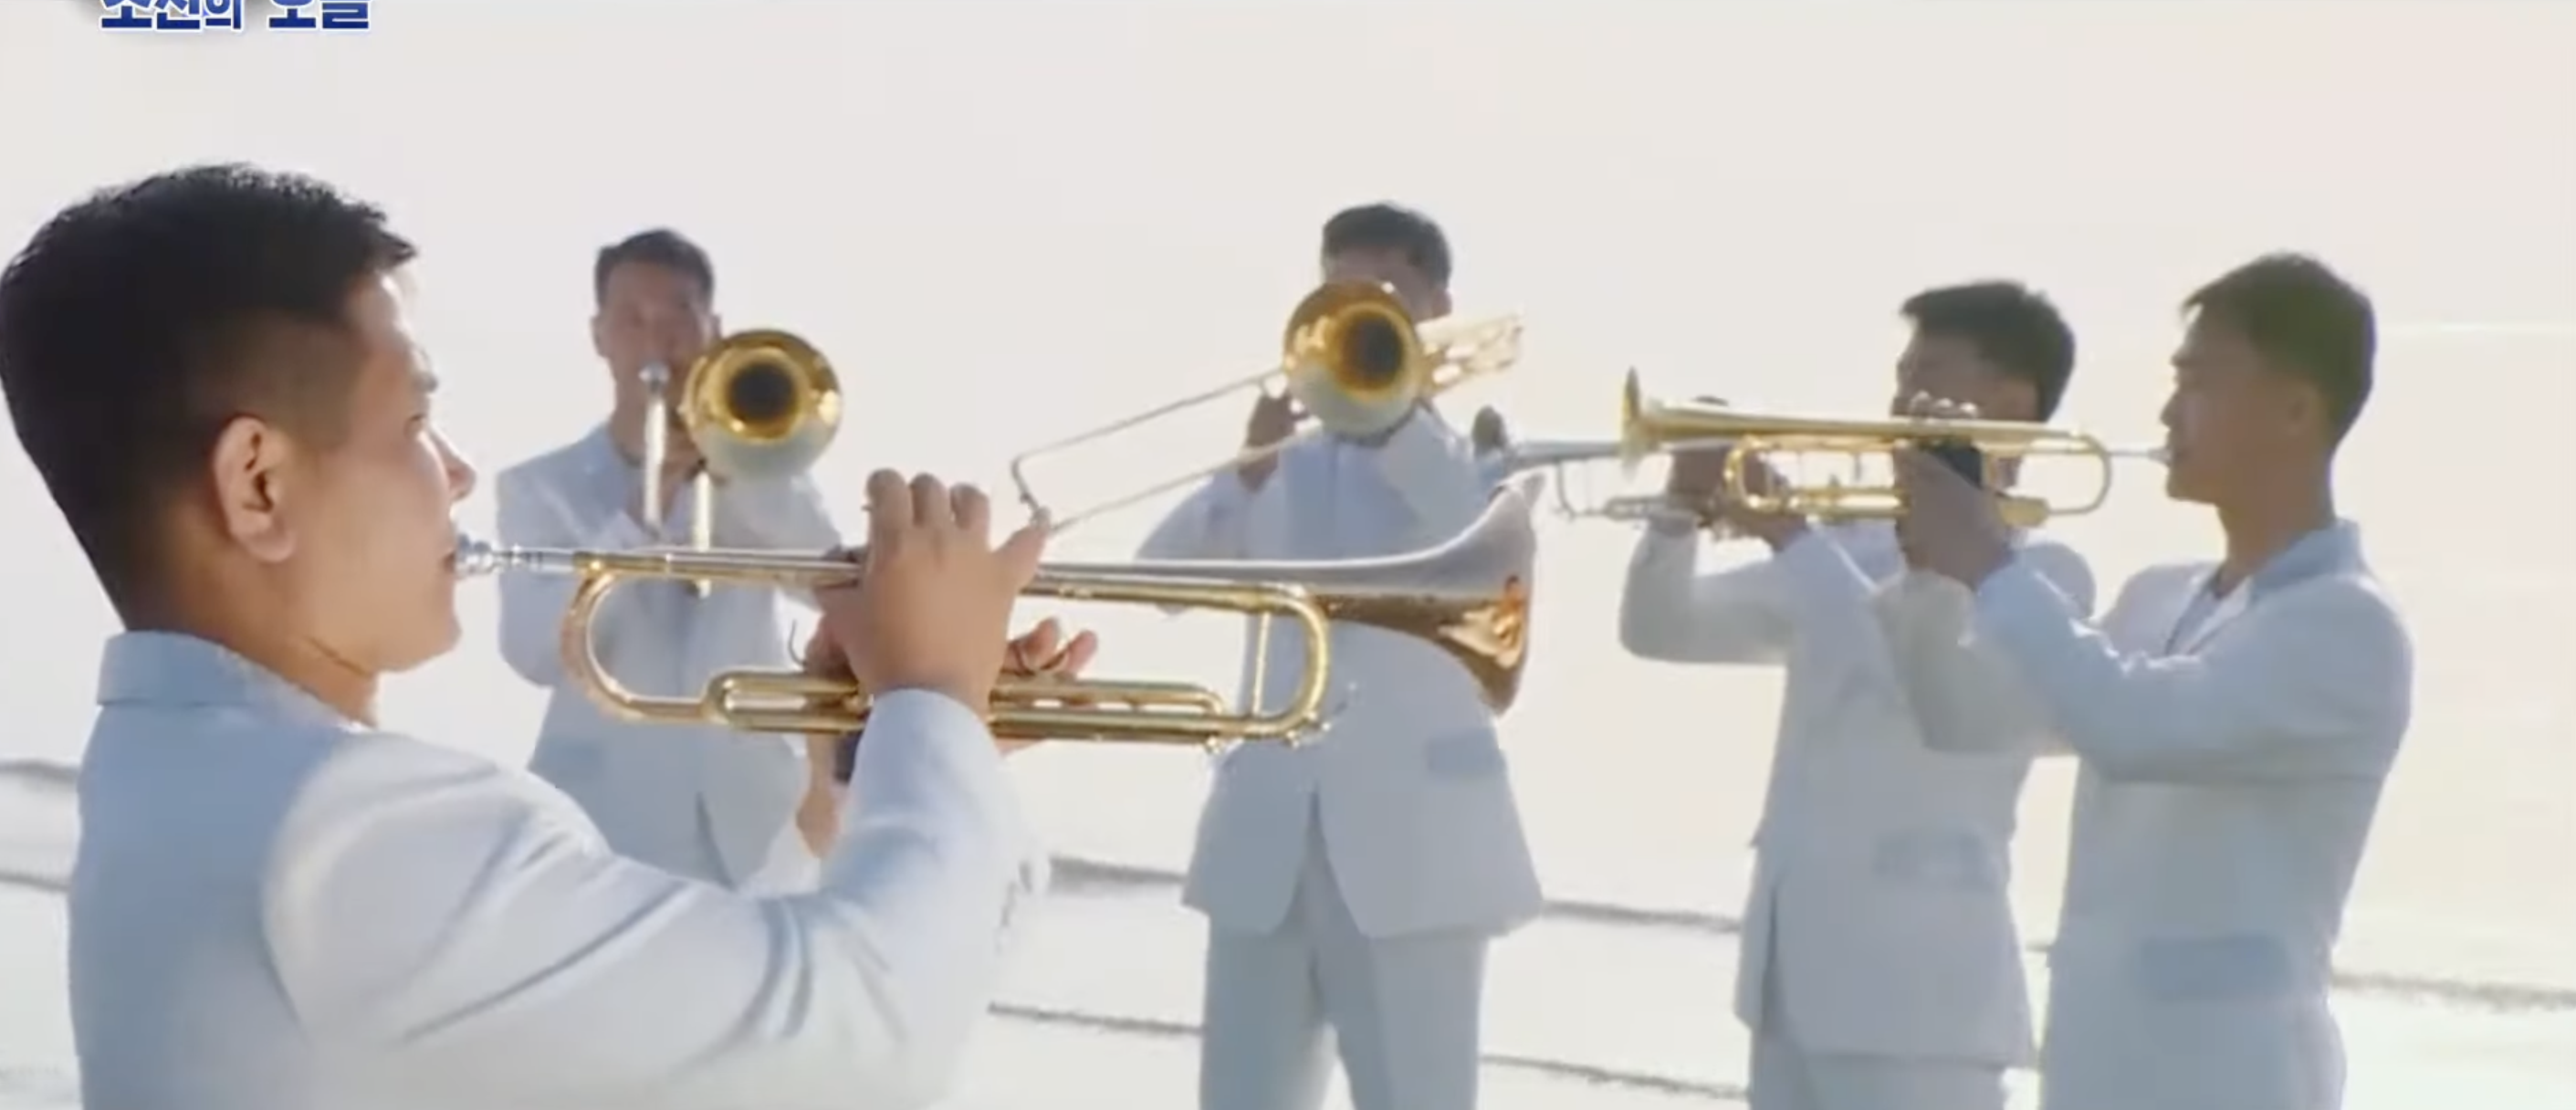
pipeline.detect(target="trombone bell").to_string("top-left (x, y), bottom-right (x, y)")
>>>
top-left (451, 484), bottom-right (1539, 746)
top-left (1281, 279), bottom-right (1434, 441)
top-left (1007, 279), bottom-right (1523, 535)
top-left (682, 329), bottom-right (843, 486)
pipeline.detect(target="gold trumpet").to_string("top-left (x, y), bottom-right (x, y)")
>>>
top-left (452, 483), bottom-right (1538, 745)
top-left (640, 330), bottom-right (843, 556)
top-left (1008, 279), bottom-right (1523, 535)
top-left (1484, 370), bottom-right (2165, 525)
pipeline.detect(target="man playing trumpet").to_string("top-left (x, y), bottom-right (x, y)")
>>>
top-left (1890, 255), bottom-right (2412, 1110)
top-left (1620, 282), bottom-right (2092, 1110)
top-left (1142, 202), bottom-right (1542, 1110)
top-left (495, 228), bottom-right (843, 893)
top-left (1, 162), bottom-right (1061, 1110)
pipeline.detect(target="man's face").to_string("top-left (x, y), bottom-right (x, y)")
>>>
top-left (229, 275), bottom-right (479, 675)
top-left (1891, 331), bottom-right (2036, 422)
top-left (2159, 311), bottom-right (2310, 504)
top-left (591, 261), bottom-right (718, 410)
top-left (1323, 246), bottom-right (1450, 322)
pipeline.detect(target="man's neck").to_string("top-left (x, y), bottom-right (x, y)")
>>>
top-left (2210, 472), bottom-right (2336, 596)
top-left (133, 591), bottom-right (382, 727)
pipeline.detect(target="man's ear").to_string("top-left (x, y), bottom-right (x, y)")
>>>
top-left (1990, 379), bottom-right (2040, 424)
top-left (590, 313), bottom-right (612, 362)
top-left (207, 414), bottom-right (297, 564)
top-left (1422, 286), bottom-right (1454, 321)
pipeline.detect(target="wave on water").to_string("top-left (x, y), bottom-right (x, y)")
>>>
top-left (7, 758), bottom-right (2570, 1019)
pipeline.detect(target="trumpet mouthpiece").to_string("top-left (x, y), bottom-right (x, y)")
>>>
top-left (450, 536), bottom-right (582, 579)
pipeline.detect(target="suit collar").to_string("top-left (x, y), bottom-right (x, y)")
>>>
top-left (96, 631), bottom-right (361, 732)
top-left (2170, 520), bottom-right (2363, 653)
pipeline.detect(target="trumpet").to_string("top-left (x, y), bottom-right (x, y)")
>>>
top-left (1008, 279), bottom-right (1523, 535)
top-left (639, 330), bottom-right (843, 555)
top-left (452, 482), bottom-right (1539, 746)
top-left (1488, 370), bottom-right (2164, 525)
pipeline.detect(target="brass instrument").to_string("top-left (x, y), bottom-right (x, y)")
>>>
top-left (1008, 279), bottom-right (1523, 535)
top-left (1477, 369), bottom-right (1732, 526)
top-left (452, 482), bottom-right (1538, 746)
top-left (639, 330), bottom-right (843, 555)
top-left (1489, 370), bottom-right (2163, 526)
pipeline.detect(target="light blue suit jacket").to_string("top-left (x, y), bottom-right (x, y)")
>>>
top-left (68, 632), bottom-right (1042, 1110)
top-left (495, 425), bottom-right (841, 891)
top-left (1905, 521), bottom-right (2411, 1110)
top-left (1138, 409), bottom-right (1543, 939)
top-left (1620, 520), bottom-right (2094, 1065)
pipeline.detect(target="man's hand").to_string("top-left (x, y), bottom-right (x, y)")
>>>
top-left (1712, 460), bottom-right (1809, 550)
top-left (1891, 394), bottom-right (2014, 587)
top-left (1662, 395), bottom-right (1733, 507)
top-left (820, 471), bottom-right (1045, 715)
top-left (1237, 392), bottom-right (1300, 489)
top-left (991, 616), bottom-right (1101, 755)
top-left (1664, 398), bottom-right (1806, 548)
top-left (1470, 405), bottom-right (1510, 455)
top-left (796, 613), bottom-right (1100, 852)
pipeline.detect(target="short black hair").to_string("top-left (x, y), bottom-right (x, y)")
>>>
top-left (1900, 281), bottom-right (2079, 421)
top-left (2183, 253), bottom-right (2376, 444)
top-left (592, 227), bottom-right (715, 307)
top-left (1321, 203), bottom-right (1452, 289)
top-left (0, 163), bottom-right (415, 615)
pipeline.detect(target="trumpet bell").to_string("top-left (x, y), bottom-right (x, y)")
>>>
top-left (682, 329), bottom-right (843, 484)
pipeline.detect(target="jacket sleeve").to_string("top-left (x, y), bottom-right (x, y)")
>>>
top-left (1135, 473), bottom-right (1260, 561)
top-left (1620, 527), bottom-right (1770, 664)
top-left (265, 690), bottom-right (1043, 1110)
top-left (1963, 556), bottom-right (2411, 782)
top-left (494, 464), bottom-right (661, 686)
top-left (1897, 542), bottom-right (2097, 758)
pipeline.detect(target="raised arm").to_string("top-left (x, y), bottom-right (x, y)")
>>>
top-left (494, 465), bottom-right (659, 686)
top-left (265, 690), bottom-right (1040, 1110)
top-left (1895, 541), bottom-right (2098, 758)
top-left (1620, 520), bottom-right (1889, 666)
top-left (1965, 560), bottom-right (2412, 783)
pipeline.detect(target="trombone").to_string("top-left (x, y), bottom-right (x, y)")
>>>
top-left (638, 330), bottom-right (844, 555)
top-left (1483, 370), bottom-right (2166, 526)
top-left (453, 482), bottom-right (1539, 747)
top-left (1008, 279), bottom-right (1523, 535)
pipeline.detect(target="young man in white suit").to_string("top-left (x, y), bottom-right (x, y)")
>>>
top-left (1, 162), bottom-right (1068, 1110)
top-left (1620, 283), bottom-right (2093, 1110)
top-left (495, 229), bottom-right (843, 893)
top-left (1893, 254), bottom-right (2412, 1110)
top-left (1139, 203), bottom-right (1542, 1110)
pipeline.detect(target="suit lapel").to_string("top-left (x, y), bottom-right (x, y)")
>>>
top-left (2172, 522), bottom-right (2364, 654)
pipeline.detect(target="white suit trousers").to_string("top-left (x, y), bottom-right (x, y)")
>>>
top-left (1198, 819), bottom-right (1490, 1110)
